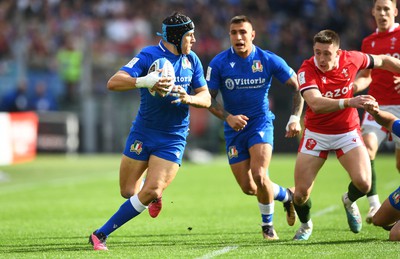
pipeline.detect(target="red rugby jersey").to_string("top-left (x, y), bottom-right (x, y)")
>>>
top-left (362, 24), bottom-right (400, 105)
top-left (298, 50), bottom-right (371, 134)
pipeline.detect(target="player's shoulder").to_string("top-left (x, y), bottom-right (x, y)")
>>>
top-left (209, 48), bottom-right (231, 66)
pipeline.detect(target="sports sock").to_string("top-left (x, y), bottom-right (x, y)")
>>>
top-left (294, 198), bottom-right (312, 224)
top-left (367, 194), bottom-right (381, 207)
top-left (259, 202), bottom-right (274, 226)
top-left (347, 182), bottom-right (365, 202)
top-left (272, 183), bottom-right (289, 202)
top-left (97, 194), bottom-right (146, 236)
top-left (367, 160), bottom-right (377, 197)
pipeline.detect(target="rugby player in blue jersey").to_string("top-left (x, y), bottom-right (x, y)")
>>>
top-left (206, 15), bottom-right (304, 240)
top-left (364, 101), bottom-right (400, 241)
top-left (88, 12), bottom-right (211, 250)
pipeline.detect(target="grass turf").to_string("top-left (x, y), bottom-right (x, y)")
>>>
top-left (0, 153), bottom-right (399, 258)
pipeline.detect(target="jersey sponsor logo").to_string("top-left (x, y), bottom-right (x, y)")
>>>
top-left (224, 77), bottom-right (266, 90)
top-left (130, 140), bottom-right (143, 155)
top-left (230, 62), bottom-right (235, 68)
top-left (252, 60), bottom-right (263, 72)
top-left (182, 57), bottom-right (192, 69)
top-left (125, 57), bottom-right (139, 68)
top-left (323, 83), bottom-right (353, 98)
top-left (228, 145), bottom-right (238, 159)
top-left (305, 138), bottom-right (317, 150)
top-left (298, 72), bottom-right (306, 85)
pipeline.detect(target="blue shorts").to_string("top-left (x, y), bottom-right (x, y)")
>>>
top-left (123, 125), bottom-right (188, 166)
top-left (224, 115), bottom-right (274, 165)
top-left (389, 186), bottom-right (400, 211)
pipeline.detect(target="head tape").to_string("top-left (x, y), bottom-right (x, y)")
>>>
top-left (157, 12), bottom-right (194, 54)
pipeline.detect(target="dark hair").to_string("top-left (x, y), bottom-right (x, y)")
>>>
top-left (230, 15), bottom-right (253, 25)
top-left (158, 12), bottom-right (194, 54)
top-left (373, 0), bottom-right (396, 7)
top-left (313, 29), bottom-right (340, 47)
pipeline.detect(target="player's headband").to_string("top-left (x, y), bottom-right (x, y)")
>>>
top-left (157, 19), bottom-right (194, 54)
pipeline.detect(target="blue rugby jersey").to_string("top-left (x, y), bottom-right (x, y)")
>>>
top-left (206, 45), bottom-right (294, 122)
top-left (121, 41), bottom-right (206, 132)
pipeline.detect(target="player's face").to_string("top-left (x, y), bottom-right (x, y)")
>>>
top-left (372, 0), bottom-right (398, 32)
top-left (229, 21), bottom-right (255, 58)
top-left (313, 42), bottom-right (340, 72)
top-left (181, 31), bottom-right (196, 55)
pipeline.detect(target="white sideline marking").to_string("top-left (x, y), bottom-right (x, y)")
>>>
top-left (313, 205), bottom-right (338, 217)
top-left (195, 246), bottom-right (239, 259)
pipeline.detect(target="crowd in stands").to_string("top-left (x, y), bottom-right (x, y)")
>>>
top-left (0, 0), bottom-right (377, 112)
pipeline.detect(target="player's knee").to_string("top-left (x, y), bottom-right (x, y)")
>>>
top-left (120, 189), bottom-right (134, 199)
top-left (293, 191), bottom-right (308, 206)
top-left (240, 185), bottom-right (257, 195)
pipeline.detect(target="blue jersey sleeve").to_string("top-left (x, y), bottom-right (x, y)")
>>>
top-left (392, 120), bottom-right (400, 137)
top-left (267, 51), bottom-right (295, 84)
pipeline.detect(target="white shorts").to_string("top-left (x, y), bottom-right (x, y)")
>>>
top-left (361, 105), bottom-right (400, 149)
top-left (298, 128), bottom-right (365, 159)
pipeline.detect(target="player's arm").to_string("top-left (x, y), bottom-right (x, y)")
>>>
top-left (189, 85), bottom-right (211, 108)
top-left (107, 70), bottom-right (173, 97)
top-left (303, 88), bottom-right (376, 114)
top-left (208, 89), bottom-right (248, 131)
top-left (353, 69), bottom-right (372, 94)
top-left (170, 85), bottom-right (211, 108)
top-left (371, 54), bottom-right (400, 73)
top-left (363, 101), bottom-right (397, 130)
top-left (284, 74), bottom-right (304, 137)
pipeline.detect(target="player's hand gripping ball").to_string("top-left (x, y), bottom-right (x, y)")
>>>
top-left (148, 58), bottom-right (175, 97)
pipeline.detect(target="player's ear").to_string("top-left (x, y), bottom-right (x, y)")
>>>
top-left (252, 30), bottom-right (255, 41)
top-left (395, 8), bottom-right (398, 17)
top-left (336, 49), bottom-right (342, 56)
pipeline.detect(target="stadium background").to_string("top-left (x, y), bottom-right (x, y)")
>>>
top-left (0, 0), bottom-right (389, 156)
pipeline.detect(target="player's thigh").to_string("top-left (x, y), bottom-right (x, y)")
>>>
top-left (362, 132), bottom-right (379, 159)
top-left (144, 155), bottom-right (179, 192)
top-left (230, 159), bottom-right (256, 192)
top-left (294, 152), bottom-right (325, 198)
top-left (119, 154), bottom-right (147, 196)
top-left (249, 143), bottom-right (272, 172)
top-left (338, 146), bottom-right (371, 192)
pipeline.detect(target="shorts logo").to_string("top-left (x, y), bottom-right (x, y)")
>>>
top-left (305, 138), bottom-right (317, 150)
top-left (392, 189), bottom-right (400, 205)
top-left (228, 146), bottom-right (238, 159)
top-left (130, 140), bottom-right (143, 155)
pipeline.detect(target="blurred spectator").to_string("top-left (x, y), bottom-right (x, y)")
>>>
top-left (56, 35), bottom-right (83, 104)
top-left (29, 80), bottom-right (58, 112)
top-left (0, 79), bottom-right (30, 112)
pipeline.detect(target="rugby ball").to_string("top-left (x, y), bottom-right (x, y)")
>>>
top-left (148, 58), bottom-right (175, 96)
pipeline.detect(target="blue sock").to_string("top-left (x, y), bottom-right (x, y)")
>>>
top-left (97, 195), bottom-right (145, 236)
top-left (273, 183), bottom-right (288, 202)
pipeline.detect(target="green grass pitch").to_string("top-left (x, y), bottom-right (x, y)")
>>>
top-left (0, 153), bottom-right (399, 258)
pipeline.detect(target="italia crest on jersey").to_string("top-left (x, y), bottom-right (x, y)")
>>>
top-left (130, 140), bottom-right (143, 155)
top-left (252, 60), bottom-right (263, 73)
top-left (182, 57), bottom-right (192, 69)
top-left (228, 145), bottom-right (238, 159)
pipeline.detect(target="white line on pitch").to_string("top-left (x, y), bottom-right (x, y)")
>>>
top-left (195, 246), bottom-right (239, 259)
top-left (313, 205), bottom-right (338, 217)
